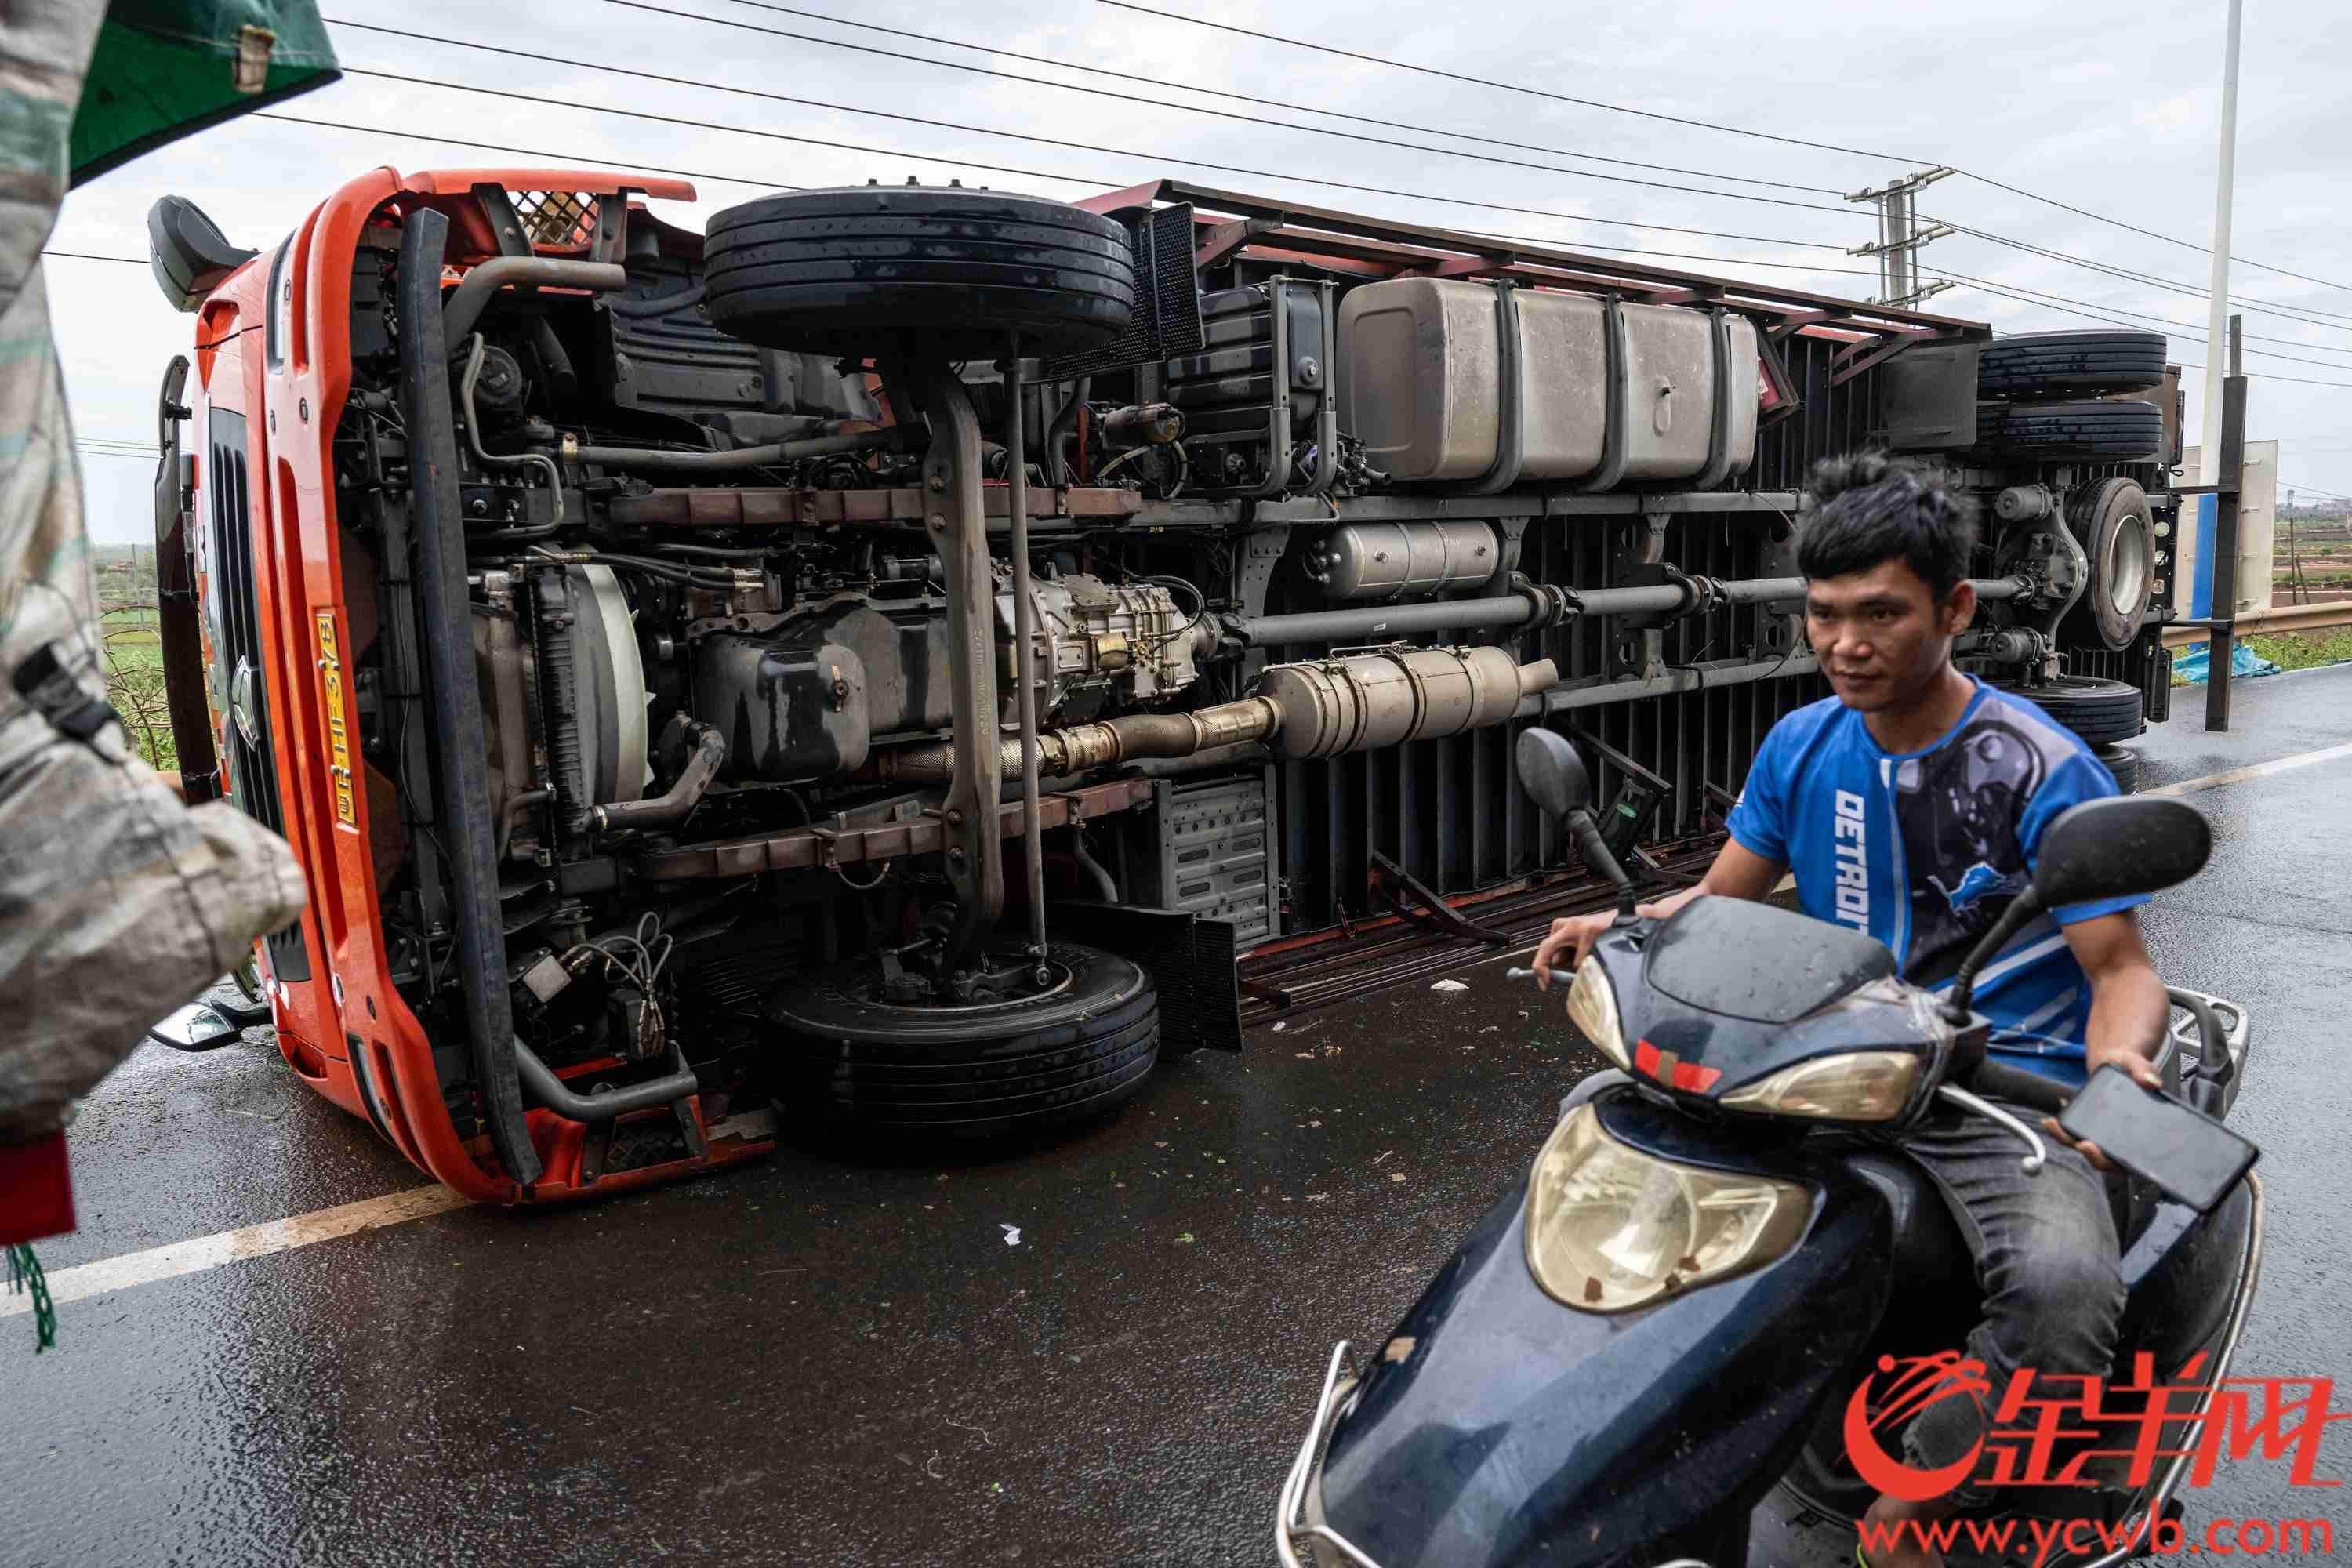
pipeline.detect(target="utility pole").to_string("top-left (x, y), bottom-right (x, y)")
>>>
top-left (2190, 0), bottom-right (2245, 615)
top-left (1846, 166), bottom-right (1956, 307)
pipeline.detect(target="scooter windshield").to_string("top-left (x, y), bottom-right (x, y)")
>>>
top-left (1645, 897), bottom-right (1897, 1023)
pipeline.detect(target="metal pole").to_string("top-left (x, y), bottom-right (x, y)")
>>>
top-left (2193, 0), bottom-right (2245, 612)
top-left (1004, 336), bottom-right (1050, 981)
top-left (1882, 190), bottom-right (1900, 300)
top-left (1891, 188), bottom-right (1913, 304)
top-left (2206, 367), bottom-right (2248, 732)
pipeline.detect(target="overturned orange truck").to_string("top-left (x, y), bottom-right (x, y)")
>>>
top-left (148, 165), bottom-right (2179, 1201)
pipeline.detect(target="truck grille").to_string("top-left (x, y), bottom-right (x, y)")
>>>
top-left (207, 408), bottom-right (310, 982)
top-left (510, 190), bottom-right (597, 249)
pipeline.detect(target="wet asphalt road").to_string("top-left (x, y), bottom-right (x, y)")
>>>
top-left (9, 669), bottom-right (2352, 1567)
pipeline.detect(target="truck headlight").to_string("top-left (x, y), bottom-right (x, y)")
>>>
top-left (1525, 1105), bottom-right (1809, 1312)
top-left (1563, 955), bottom-right (1629, 1070)
top-left (1718, 1050), bottom-right (1921, 1122)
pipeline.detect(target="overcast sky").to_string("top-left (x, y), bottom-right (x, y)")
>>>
top-left (46, 0), bottom-right (2352, 543)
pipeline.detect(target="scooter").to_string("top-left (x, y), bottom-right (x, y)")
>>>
top-left (1276, 731), bottom-right (2261, 1568)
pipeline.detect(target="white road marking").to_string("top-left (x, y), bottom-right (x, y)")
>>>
top-left (2141, 739), bottom-right (2352, 799)
top-left (36, 749), bottom-right (2352, 1294)
top-left (0, 1184), bottom-right (471, 1316)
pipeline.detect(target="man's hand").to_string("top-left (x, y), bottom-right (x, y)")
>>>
top-left (1530, 911), bottom-right (1617, 985)
top-left (2042, 1041), bottom-right (2163, 1174)
top-left (1530, 897), bottom-right (1692, 985)
top-left (1529, 841), bottom-right (1788, 989)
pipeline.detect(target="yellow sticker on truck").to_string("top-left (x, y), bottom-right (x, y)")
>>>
top-left (318, 610), bottom-right (355, 829)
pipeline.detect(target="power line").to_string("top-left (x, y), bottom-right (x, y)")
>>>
top-left (257, 112), bottom-right (799, 194)
top-left (42, 73), bottom-right (2352, 389)
top-left (272, 24), bottom-right (2352, 339)
top-left (584, 0), bottom-right (1846, 198)
top-left (691, 0), bottom-right (2352, 312)
top-left (1938, 222), bottom-right (2352, 331)
top-left (1090, 0), bottom-right (1934, 165)
top-left (1094, 0), bottom-right (2352, 303)
top-left (1952, 172), bottom-right (2352, 299)
top-left (1936, 274), bottom-right (2352, 372)
top-left (1945, 278), bottom-right (2352, 387)
top-left (334, 64), bottom-right (1858, 253)
top-left (328, 29), bottom-right (1866, 226)
top-left (1927, 270), bottom-right (2352, 359)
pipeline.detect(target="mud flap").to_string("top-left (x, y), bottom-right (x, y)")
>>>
top-left (1068, 903), bottom-right (1243, 1053)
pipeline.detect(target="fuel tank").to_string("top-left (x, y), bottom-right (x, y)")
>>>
top-left (1313, 1088), bottom-right (1892, 1568)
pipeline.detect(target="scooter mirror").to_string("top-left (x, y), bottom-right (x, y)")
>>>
top-left (147, 1001), bottom-right (241, 1052)
top-left (2033, 796), bottom-right (2211, 907)
top-left (1515, 728), bottom-right (1592, 820)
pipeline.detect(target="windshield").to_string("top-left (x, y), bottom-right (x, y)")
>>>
top-left (1644, 897), bottom-right (1897, 1024)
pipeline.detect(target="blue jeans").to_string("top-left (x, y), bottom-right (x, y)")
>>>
top-left (1896, 1102), bottom-right (2128, 1497)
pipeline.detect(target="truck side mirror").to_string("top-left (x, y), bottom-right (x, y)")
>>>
top-left (1516, 728), bottom-right (1592, 820)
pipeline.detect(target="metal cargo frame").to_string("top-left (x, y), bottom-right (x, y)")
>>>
top-left (1076, 180), bottom-right (2166, 944)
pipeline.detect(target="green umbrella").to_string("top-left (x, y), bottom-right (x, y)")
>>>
top-left (70, 0), bottom-right (339, 187)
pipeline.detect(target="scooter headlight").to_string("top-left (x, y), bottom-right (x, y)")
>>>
top-left (1525, 1104), bottom-right (1810, 1312)
top-left (1718, 1050), bottom-right (1921, 1122)
top-left (1563, 955), bottom-right (1629, 1070)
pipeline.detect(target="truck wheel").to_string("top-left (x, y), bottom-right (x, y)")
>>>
top-left (2063, 478), bottom-right (2156, 650)
top-left (1994, 676), bottom-right (2146, 749)
top-left (703, 185), bottom-right (1137, 359)
top-left (1978, 330), bottom-right (2167, 397)
top-left (1976, 399), bottom-right (2162, 459)
top-left (2096, 743), bottom-right (2140, 794)
top-left (768, 939), bottom-right (1159, 1138)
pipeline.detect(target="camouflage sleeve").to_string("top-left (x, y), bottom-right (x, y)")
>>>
top-left (0, 0), bottom-right (305, 1143)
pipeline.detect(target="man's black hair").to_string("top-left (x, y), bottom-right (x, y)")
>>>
top-left (1797, 450), bottom-right (1978, 599)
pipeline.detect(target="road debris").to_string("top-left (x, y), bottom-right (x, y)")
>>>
top-left (1430, 978), bottom-right (1469, 993)
top-left (1000, 1224), bottom-right (1022, 1247)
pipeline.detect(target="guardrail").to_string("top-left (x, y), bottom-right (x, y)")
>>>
top-left (2161, 599), bottom-right (2352, 648)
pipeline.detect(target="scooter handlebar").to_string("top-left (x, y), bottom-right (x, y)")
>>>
top-left (1505, 967), bottom-right (1577, 987)
top-left (1964, 1060), bottom-right (2073, 1116)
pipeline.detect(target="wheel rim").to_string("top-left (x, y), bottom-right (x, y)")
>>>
top-left (2103, 506), bottom-right (2151, 618)
top-left (827, 951), bottom-right (1078, 1018)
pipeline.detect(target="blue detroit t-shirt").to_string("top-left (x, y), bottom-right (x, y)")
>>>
top-left (1725, 677), bottom-right (2144, 1085)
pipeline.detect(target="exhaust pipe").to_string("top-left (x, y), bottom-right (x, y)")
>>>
top-left (871, 647), bottom-right (1555, 782)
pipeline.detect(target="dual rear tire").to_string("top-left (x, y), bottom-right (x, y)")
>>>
top-left (768, 940), bottom-right (1159, 1140)
top-left (703, 185), bottom-right (1138, 359)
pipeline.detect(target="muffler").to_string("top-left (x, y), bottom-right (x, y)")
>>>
top-left (871, 646), bottom-right (1556, 782)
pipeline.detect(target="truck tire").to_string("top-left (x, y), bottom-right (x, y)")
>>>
top-left (1994, 676), bottom-right (2146, 749)
top-left (769, 939), bottom-right (1159, 1138)
top-left (1976, 399), bottom-right (2162, 460)
top-left (2096, 743), bottom-right (2140, 795)
top-left (1977, 330), bottom-right (2167, 397)
top-left (2063, 478), bottom-right (2157, 650)
top-left (703, 185), bottom-right (1137, 359)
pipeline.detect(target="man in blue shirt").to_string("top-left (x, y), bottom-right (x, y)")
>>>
top-left (1532, 451), bottom-right (2169, 1567)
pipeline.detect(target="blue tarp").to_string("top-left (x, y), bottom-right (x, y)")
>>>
top-left (2174, 641), bottom-right (2285, 684)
